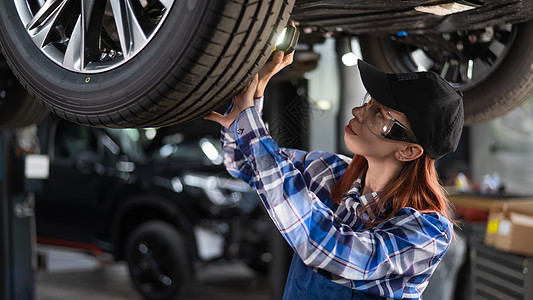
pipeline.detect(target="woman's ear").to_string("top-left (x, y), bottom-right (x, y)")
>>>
top-left (396, 144), bottom-right (424, 162)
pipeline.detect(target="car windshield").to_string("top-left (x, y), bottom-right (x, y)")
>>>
top-left (105, 128), bottom-right (147, 162)
top-left (153, 133), bottom-right (223, 165)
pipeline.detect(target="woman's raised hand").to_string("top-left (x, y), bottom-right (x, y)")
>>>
top-left (203, 74), bottom-right (258, 128)
top-left (203, 50), bottom-right (293, 128)
top-left (255, 50), bottom-right (294, 98)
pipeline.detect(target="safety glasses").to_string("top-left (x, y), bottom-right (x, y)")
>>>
top-left (360, 93), bottom-right (419, 144)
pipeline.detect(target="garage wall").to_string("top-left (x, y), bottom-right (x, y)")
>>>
top-left (470, 97), bottom-right (533, 196)
top-left (307, 38), bottom-right (340, 153)
top-left (307, 38), bottom-right (366, 154)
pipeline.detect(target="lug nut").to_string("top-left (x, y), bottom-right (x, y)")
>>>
top-left (456, 41), bottom-right (464, 51)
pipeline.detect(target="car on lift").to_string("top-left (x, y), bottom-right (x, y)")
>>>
top-left (1, 0), bottom-right (533, 130)
top-left (30, 116), bottom-right (271, 300)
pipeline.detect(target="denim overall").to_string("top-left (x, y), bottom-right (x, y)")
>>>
top-left (283, 253), bottom-right (386, 300)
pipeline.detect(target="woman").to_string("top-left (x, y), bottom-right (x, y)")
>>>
top-left (205, 51), bottom-right (463, 299)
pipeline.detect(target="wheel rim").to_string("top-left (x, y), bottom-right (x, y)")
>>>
top-left (13, 0), bottom-right (175, 73)
top-left (130, 238), bottom-right (178, 297)
top-left (381, 24), bottom-right (517, 91)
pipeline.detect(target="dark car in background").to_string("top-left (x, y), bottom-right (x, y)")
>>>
top-left (30, 116), bottom-right (271, 300)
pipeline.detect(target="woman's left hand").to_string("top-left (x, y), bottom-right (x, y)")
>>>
top-left (203, 74), bottom-right (258, 128)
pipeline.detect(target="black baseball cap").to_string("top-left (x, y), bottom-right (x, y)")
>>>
top-left (357, 59), bottom-right (464, 159)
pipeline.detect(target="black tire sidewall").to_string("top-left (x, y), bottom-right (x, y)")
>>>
top-left (0, 0), bottom-right (208, 112)
top-left (125, 221), bottom-right (190, 300)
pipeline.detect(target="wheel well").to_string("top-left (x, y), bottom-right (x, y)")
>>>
top-left (113, 200), bottom-right (196, 261)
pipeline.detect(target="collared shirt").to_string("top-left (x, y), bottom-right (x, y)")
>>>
top-left (221, 97), bottom-right (452, 299)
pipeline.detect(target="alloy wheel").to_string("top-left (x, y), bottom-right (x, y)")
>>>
top-left (386, 24), bottom-right (517, 91)
top-left (13, 0), bottom-right (174, 73)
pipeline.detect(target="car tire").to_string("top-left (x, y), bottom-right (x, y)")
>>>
top-left (0, 0), bottom-right (294, 128)
top-left (125, 221), bottom-right (190, 300)
top-left (359, 21), bottom-right (533, 125)
top-left (0, 54), bottom-right (48, 129)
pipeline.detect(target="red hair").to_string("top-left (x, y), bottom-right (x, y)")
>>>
top-left (330, 154), bottom-right (454, 228)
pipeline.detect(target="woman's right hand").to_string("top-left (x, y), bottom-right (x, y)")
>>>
top-left (255, 50), bottom-right (294, 98)
top-left (203, 74), bottom-right (258, 128)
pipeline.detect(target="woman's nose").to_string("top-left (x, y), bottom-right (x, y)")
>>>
top-left (352, 106), bottom-right (364, 122)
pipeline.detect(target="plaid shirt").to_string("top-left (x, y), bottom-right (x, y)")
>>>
top-left (221, 97), bottom-right (452, 299)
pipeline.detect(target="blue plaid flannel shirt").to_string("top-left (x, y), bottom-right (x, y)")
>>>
top-left (221, 97), bottom-right (452, 299)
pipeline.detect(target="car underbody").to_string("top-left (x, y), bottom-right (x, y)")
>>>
top-left (292, 0), bottom-right (533, 35)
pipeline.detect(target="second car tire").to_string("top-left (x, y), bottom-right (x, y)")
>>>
top-left (126, 220), bottom-right (190, 300)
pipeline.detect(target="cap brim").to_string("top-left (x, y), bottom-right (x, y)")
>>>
top-left (357, 60), bottom-right (400, 111)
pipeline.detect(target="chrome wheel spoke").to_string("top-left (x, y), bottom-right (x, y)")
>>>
top-left (81, 0), bottom-right (98, 24)
top-left (81, 0), bottom-right (104, 47)
top-left (480, 49), bottom-right (498, 67)
top-left (109, 0), bottom-right (148, 60)
top-left (26, 0), bottom-right (65, 30)
top-left (81, 0), bottom-right (108, 69)
top-left (26, 0), bottom-right (68, 48)
top-left (63, 15), bottom-right (83, 70)
top-left (159, 0), bottom-right (173, 10)
top-left (457, 62), bottom-right (471, 83)
top-left (495, 29), bottom-right (512, 44)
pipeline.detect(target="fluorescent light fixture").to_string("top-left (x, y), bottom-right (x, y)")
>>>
top-left (315, 100), bottom-right (332, 111)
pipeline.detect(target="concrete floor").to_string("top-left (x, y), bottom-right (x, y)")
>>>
top-left (36, 247), bottom-right (270, 300)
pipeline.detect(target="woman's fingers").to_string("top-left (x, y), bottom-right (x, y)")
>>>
top-left (204, 110), bottom-right (237, 128)
top-left (272, 50), bottom-right (285, 65)
top-left (236, 74), bottom-right (258, 105)
top-left (205, 75), bottom-right (258, 128)
top-left (245, 74), bottom-right (259, 99)
top-left (282, 51), bottom-right (294, 66)
top-left (259, 51), bottom-right (284, 80)
top-left (203, 111), bottom-right (225, 125)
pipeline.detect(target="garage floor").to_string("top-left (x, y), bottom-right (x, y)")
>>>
top-left (36, 247), bottom-right (270, 300)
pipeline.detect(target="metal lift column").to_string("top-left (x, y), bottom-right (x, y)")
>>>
top-left (0, 130), bottom-right (36, 300)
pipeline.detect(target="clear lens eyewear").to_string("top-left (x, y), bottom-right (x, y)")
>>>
top-left (360, 93), bottom-right (418, 144)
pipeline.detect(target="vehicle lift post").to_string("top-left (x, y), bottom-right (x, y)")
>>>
top-left (0, 130), bottom-right (36, 299)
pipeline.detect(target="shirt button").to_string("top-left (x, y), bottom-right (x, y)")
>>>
top-left (237, 128), bottom-right (244, 134)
